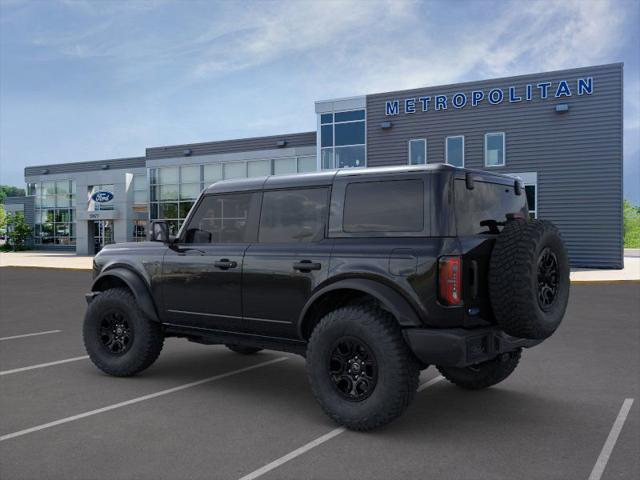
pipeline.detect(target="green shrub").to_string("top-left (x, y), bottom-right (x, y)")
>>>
top-left (624, 199), bottom-right (640, 248)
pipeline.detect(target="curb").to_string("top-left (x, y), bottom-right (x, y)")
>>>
top-left (570, 279), bottom-right (640, 285)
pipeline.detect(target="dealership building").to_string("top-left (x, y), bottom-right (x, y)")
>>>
top-left (13, 63), bottom-right (623, 267)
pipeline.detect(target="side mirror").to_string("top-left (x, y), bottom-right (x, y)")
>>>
top-left (151, 221), bottom-right (170, 243)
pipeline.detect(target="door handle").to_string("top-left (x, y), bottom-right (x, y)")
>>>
top-left (293, 260), bottom-right (322, 272)
top-left (214, 259), bottom-right (238, 270)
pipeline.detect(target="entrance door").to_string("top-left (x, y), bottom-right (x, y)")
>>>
top-left (93, 220), bottom-right (114, 254)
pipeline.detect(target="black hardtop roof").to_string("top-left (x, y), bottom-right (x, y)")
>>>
top-left (204, 163), bottom-right (516, 194)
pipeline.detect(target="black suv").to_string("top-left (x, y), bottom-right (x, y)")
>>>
top-left (84, 165), bottom-right (569, 430)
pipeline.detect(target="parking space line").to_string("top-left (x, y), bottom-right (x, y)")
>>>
top-left (0, 330), bottom-right (62, 341)
top-left (0, 355), bottom-right (89, 376)
top-left (588, 398), bottom-right (635, 480)
top-left (237, 375), bottom-right (445, 480)
top-left (0, 357), bottom-right (287, 442)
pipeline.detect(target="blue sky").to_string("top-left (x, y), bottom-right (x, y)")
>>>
top-left (1, 0), bottom-right (639, 202)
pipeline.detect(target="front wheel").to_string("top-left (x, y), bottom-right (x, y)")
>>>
top-left (437, 349), bottom-right (521, 390)
top-left (306, 304), bottom-right (420, 431)
top-left (83, 288), bottom-right (164, 377)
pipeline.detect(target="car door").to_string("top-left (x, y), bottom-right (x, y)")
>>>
top-left (161, 191), bottom-right (260, 331)
top-left (242, 187), bottom-right (333, 338)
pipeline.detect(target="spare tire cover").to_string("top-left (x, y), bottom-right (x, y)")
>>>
top-left (489, 219), bottom-right (570, 340)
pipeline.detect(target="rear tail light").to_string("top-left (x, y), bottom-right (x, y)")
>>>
top-left (438, 256), bottom-right (462, 306)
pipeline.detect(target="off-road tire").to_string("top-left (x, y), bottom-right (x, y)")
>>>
top-left (437, 349), bottom-right (521, 390)
top-left (225, 344), bottom-right (263, 355)
top-left (489, 219), bottom-right (570, 340)
top-left (306, 304), bottom-right (420, 431)
top-left (83, 288), bottom-right (164, 377)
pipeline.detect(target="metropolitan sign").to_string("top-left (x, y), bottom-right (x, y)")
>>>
top-left (384, 77), bottom-right (594, 116)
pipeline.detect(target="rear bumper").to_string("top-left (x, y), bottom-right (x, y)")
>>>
top-left (403, 327), bottom-right (541, 368)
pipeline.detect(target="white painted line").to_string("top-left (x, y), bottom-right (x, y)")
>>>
top-left (0, 356), bottom-right (288, 442)
top-left (0, 355), bottom-right (89, 376)
top-left (0, 330), bottom-right (62, 341)
top-left (418, 374), bottom-right (445, 392)
top-left (238, 375), bottom-right (445, 480)
top-left (588, 398), bottom-right (635, 480)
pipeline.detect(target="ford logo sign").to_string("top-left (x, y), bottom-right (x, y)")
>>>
top-left (91, 191), bottom-right (114, 203)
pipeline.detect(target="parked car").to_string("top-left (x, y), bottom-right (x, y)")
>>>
top-left (83, 164), bottom-right (569, 430)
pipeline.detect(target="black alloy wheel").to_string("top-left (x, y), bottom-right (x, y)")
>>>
top-left (329, 337), bottom-right (378, 402)
top-left (99, 310), bottom-right (134, 355)
top-left (537, 247), bottom-right (559, 310)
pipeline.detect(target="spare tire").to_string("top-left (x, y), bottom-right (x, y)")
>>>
top-left (489, 219), bottom-right (569, 340)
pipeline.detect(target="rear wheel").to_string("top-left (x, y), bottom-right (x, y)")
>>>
top-left (83, 288), bottom-right (164, 377)
top-left (306, 304), bottom-right (420, 431)
top-left (225, 344), bottom-right (262, 355)
top-left (437, 350), bottom-right (521, 390)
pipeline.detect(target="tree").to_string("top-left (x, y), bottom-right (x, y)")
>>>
top-left (0, 185), bottom-right (26, 204)
top-left (623, 199), bottom-right (640, 248)
top-left (6, 211), bottom-right (32, 251)
top-left (0, 205), bottom-right (6, 231)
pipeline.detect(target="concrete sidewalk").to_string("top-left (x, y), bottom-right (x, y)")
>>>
top-left (0, 251), bottom-right (93, 270)
top-left (2, 249), bottom-right (639, 282)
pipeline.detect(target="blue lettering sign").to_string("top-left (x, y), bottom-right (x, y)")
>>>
top-left (471, 90), bottom-right (484, 106)
top-left (452, 93), bottom-right (467, 108)
top-left (419, 96), bottom-right (431, 111)
top-left (509, 86), bottom-right (522, 102)
top-left (577, 77), bottom-right (593, 95)
top-left (488, 88), bottom-right (504, 104)
top-left (435, 95), bottom-right (447, 110)
top-left (405, 98), bottom-right (416, 113)
top-left (385, 100), bottom-right (399, 115)
top-left (92, 191), bottom-right (114, 203)
top-left (537, 82), bottom-right (551, 99)
top-left (381, 76), bottom-right (595, 115)
top-left (555, 80), bottom-right (572, 97)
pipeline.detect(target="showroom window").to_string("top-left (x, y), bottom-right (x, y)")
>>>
top-left (485, 132), bottom-right (505, 167)
top-left (33, 179), bottom-right (76, 246)
top-left (408, 139), bottom-right (427, 165)
top-left (133, 220), bottom-right (147, 241)
top-left (446, 136), bottom-right (464, 167)
top-left (149, 166), bottom-right (201, 235)
top-left (320, 110), bottom-right (366, 169)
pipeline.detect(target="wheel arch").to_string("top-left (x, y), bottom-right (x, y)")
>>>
top-left (91, 267), bottom-right (160, 323)
top-left (298, 278), bottom-right (422, 340)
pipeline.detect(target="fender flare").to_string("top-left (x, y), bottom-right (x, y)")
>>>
top-left (297, 278), bottom-right (423, 338)
top-left (91, 267), bottom-right (160, 323)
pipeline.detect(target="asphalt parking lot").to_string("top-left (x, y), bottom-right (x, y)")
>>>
top-left (0, 267), bottom-right (638, 480)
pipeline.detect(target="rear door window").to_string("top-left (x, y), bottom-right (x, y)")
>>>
top-left (259, 188), bottom-right (329, 243)
top-left (343, 180), bottom-right (424, 233)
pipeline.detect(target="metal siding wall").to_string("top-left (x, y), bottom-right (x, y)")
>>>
top-left (366, 64), bottom-right (623, 268)
top-left (24, 157), bottom-right (145, 177)
top-left (146, 132), bottom-right (317, 159)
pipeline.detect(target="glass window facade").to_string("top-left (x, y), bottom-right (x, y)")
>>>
top-left (485, 132), bottom-right (505, 167)
top-left (320, 110), bottom-right (366, 169)
top-left (33, 179), bottom-right (76, 245)
top-left (446, 136), bottom-right (464, 167)
top-left (150, 156), bottom-right (317, 234)
top-left (408, 139), bottom-right (426, 165)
